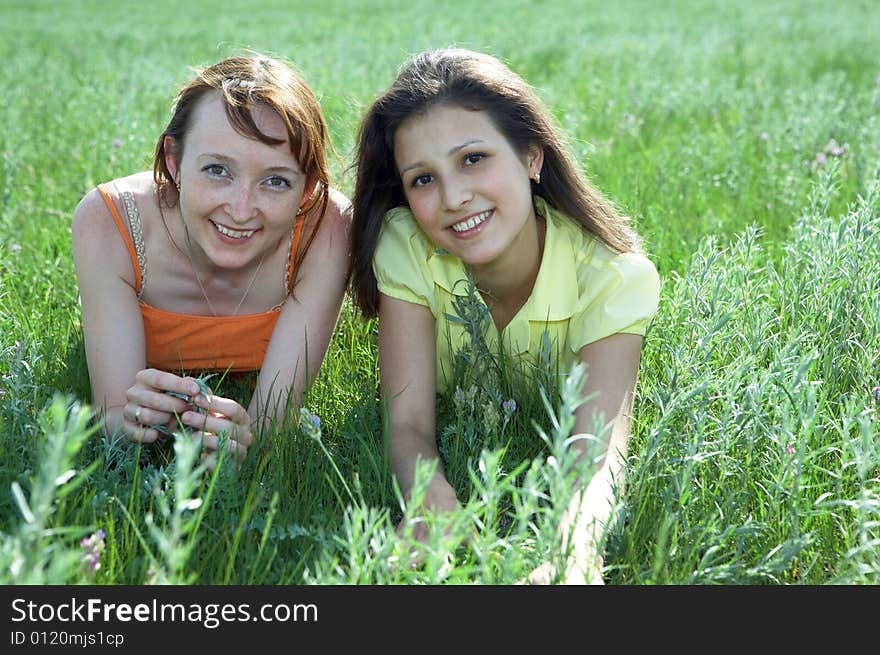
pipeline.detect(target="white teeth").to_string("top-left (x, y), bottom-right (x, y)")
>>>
top-left (451, 210), bottom-right (491, 233)
top-left (212, 221), bottom-right (255, 239)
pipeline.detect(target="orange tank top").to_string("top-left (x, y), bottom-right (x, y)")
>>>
top-left (97, 183), bottom-right (305, 374)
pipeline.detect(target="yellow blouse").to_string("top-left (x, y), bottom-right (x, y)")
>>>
top-left (374, 198), bottom-right (661, 392)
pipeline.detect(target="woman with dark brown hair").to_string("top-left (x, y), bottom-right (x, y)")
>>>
top-left (351, 48), bottom-right (659, 583)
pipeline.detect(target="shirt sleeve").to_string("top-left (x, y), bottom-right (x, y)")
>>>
top-left (373, 207), bottom-right (433, 308)
top-left (568, 250), bottom-right (660, 353)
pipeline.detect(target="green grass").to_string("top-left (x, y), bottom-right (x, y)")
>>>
top-left (1, 0), bottom-right (878, 584)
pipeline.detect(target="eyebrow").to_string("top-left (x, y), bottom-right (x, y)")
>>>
top-left (198, 153), bottom-right (301, 175)
top-left (399, 139), bottom-right (485, 176)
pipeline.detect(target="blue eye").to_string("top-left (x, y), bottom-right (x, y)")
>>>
top-left (411, 174), bottom-right (433, 188)
top-left (203, 164), bottom-right (228, 177)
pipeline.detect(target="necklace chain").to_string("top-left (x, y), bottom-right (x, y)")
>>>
top-left (184, 226), bottom-right (268, 317)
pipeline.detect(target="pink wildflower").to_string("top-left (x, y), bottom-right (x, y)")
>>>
top-left (825, 138), bottom-right (847, 157)
top-left (80, 529), bottom-right (106, 577)
top-left (10, 243), bottom-right (21, 253)
top-left (815, 152), bottom-right (827, 168)
top-left (112, 138), bottom-right (122, 148)
top-left (785, 443), bottom-right (794, 455)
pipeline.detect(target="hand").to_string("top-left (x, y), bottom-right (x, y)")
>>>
top-left (180, 392), bottom-right (254, 467)
top-left (528, 535), bottom-right (605, 585)
top-left (122, 369), bottom-right (201, 444)
top-left (396, 477), bottom-right (463, 568)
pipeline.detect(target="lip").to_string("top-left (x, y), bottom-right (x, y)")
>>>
top-left (210, 219), bottom-right (261, 245)
top-left (448, 209), bottom-right (493, 238)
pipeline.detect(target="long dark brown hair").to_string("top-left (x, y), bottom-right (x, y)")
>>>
top-left (350, 48), bottom-right (643, 318)
top-left (153, 53), bottom-right (336, 277)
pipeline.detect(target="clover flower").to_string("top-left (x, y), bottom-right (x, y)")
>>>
top-left (502, 399), bottom-right (517, 414)
top-left (873, 386), bottom-right (880, 403)
top-left (81, 529), bottom-right (106, 576)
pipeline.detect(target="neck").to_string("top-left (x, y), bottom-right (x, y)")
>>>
top-left (180, 220), bottom-right (274, 317)
top-left (471, 215), bottom-right (546, 310)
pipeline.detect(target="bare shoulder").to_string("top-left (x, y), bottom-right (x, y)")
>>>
top-left (323, 186), bottom-right (352, 228)
top-left (327, 186), bottom-right (353, 219)
top-left (72, 185), bottom-right (117, 246)
top-left (307, 186), bottom-right (352, 246)
top-left (72, 173), bottom-right (155, 233)
top-left (71, 179), bottom-right (139, 286)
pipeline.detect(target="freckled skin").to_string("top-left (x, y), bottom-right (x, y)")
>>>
top-left (168, 91), bottom-right (310, 275)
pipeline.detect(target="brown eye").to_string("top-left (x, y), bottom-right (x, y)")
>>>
top-left (202, 164), bottom-right (227, 177)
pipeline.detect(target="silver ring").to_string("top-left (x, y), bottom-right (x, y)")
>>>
top-left (134, 406), bottom-right (143, 424)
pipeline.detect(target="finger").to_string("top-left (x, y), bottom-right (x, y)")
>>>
top-left (122, 421), bottom-right (160, 444)
top-left (193, 394), bottom-right (250, 428)
top-left (197, 432), bottom-right (249, 462)
top-left (126, 389), bottom-right (192, 417)
top-left (200, 450), bottom-right (218, 471)
top-left (135, 369), bottom-right (201, 398)
top-left (529, 562), bottom-right (554, 585)
top-left (181, 411), bottom-right (253, 446)
top-left (124, 402), bottom-right (181, 430)
top-left (395, 517), bottom-right (430, 569)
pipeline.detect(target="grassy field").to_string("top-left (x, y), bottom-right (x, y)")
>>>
top-left (1, 0), bottom-right (879, 584)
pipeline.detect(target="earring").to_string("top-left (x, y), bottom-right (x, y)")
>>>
top-left (175, 180), bottom-right (181, 193)
top-left (532, 171), bottom-right (541, 185)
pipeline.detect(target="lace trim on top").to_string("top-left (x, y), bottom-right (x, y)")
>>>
top-left (268, 229), bottom-right (295, 313)
top-left (120, 189), bottom-right (294, 309)
top-left (122, 191), bottom-right (146, 299)
top-left (284, 227), bottom-right (294, 296)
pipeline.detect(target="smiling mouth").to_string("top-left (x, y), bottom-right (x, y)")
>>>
top-left (210, 220), bottom-right (258, 239)
top-left (450, 210), bottom-right (492, 233)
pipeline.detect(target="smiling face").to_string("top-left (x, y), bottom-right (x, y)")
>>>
top-left (165, 90), bottom-right (312, 271)
top-left (393, 104), bottom-right (543, 274)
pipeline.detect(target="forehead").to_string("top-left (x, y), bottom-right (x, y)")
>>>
top-left (187, 90), bottom-right (291, 147)
top-left (394, 105), bottom-right (506, 161)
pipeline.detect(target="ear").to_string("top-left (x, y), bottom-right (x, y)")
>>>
top-left (163, 135), bottom-right (181, 183)
top-left (527, 144), bottom-right (544, 179)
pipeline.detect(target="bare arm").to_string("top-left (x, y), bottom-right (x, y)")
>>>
top-left (72, 188), bottom-right (196, 442)
top-left (378, 295), bottom-right (459, 516)
top-left (532, 332), bottom-right (645, 584)
top-left (250, 189), bottom-right (352, 426)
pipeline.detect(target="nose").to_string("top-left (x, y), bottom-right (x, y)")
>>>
top-left (439, 174), bottom-right (472, 211)
top-left (226, 183), bottom-right (258, 224)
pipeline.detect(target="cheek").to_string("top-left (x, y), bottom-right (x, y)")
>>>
top-left (263, 194), bottom-right (301, 226)
top-left (183, 182), bottom-right (219, 214)
top-left (405, 192), bottom-right (437, 227)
